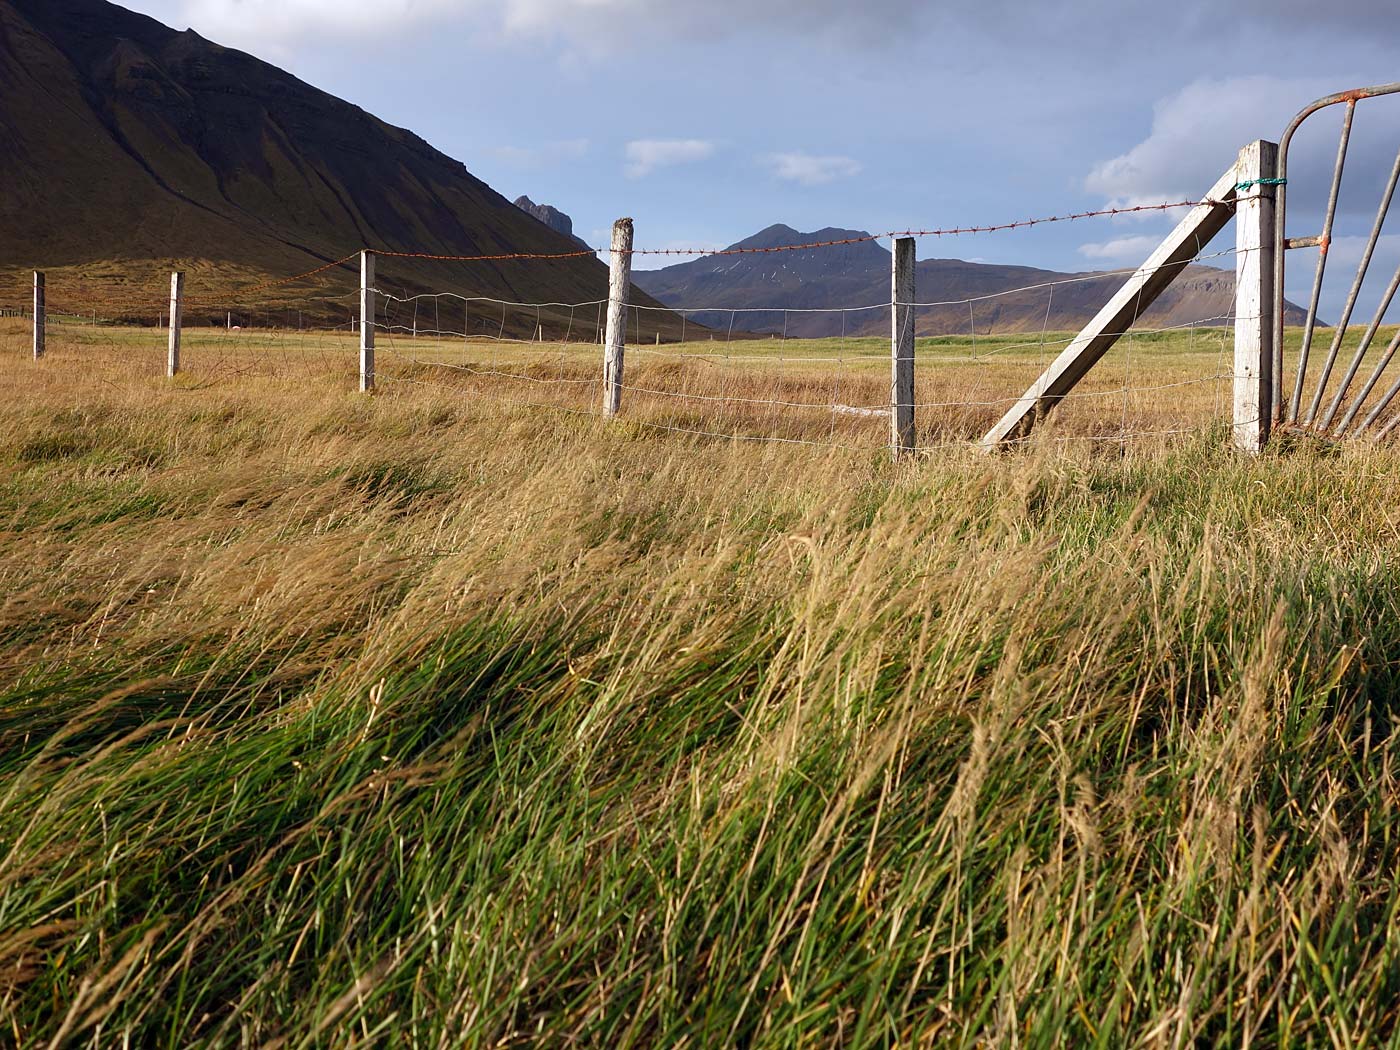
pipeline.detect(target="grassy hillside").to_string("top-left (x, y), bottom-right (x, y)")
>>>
top-left (0, 0), bottom-right (686, 334)
top-left (3, 320), bottom-right (1399, 1046)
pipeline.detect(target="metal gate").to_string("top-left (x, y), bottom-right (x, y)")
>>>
top-left (1273, 83), bottom-right (1400, 438)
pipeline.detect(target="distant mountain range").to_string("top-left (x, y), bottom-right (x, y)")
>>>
top-left (633, 224), bottom-right (1309, 337)
top-left (0, 0), bottom-right (1303, 344)
top-left (0, 0), bottom-right (682, 335)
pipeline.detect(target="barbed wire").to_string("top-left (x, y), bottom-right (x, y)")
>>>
top-left (622, 247), bottom-right (1243, 323)
top-left (378, 292), bottom-right (608, 311)
top-left (373, 248), bottom-right (598, 263)
top-left (356, 198), bottom-right (1229, 262)
top-left (185, 253), bottom-right (363, 306)
top-left (1, 195), bottom-right (1240, 323)
top-left (3, 194), bottom-right (1268, 454)
top-left (621, 200), bottom-right (1227, 257)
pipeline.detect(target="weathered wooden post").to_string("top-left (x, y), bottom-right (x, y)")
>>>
top-left (360, 250), bottom-right (375, 392)
top-left (603, 218), bottom-right (633, 418)
top-left (167, 271), bottom-right (185, 377)
top-left (1234, 140), bottom-right (1278, 454)
top-left (891, 237), bottom-right (916, 457)
top-left (32, 272), bottom-right (45, 360)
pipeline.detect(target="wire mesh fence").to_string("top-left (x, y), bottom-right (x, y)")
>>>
top-left (2, 249), bottom-right (1249, 456)
top-left (5, 172), bottom-right (1353, 455)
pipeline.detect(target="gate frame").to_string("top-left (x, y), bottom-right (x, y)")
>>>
top-left (1271, 83), bottom-right (1400, 435)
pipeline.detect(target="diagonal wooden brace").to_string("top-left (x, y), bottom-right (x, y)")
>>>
top-left (980, 164), bottom-right (1241, 449)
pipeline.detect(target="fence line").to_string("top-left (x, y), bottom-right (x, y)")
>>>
top-left (0, 194), bottom-right (1230, 314)
top-left (356, 274), bottom-right (1244, 453)
top-left (6, 171), bottom-right (1323, 453)
top-left (6, 255), bottom-right (1250, 453)
top-left (6, 293), bottom-right (1246, 453)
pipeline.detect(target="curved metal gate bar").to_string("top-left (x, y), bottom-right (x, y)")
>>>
top-left (1272, 83), bottom-right (1400, 437)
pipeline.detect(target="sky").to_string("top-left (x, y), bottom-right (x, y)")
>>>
top-left (119, 0), bottom-right (1400, 312)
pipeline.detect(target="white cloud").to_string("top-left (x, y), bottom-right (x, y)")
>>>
top-left (1077, 235), bottom-right (1169, 263)
top-left (763, 152), bottom-right (862, 186)
top-left (123, 0), bottom-right (1400, 56)
top-left (487, 139), bottom-right (590, 168)
top-left (136, 0), bottom-right (931, 48)
top-left (176, 0), bottom-right (464, 42)
top-left (624, 139), bottom-right (716, 178)
top-left (1324, 232), bottom-right (1400, 270)
top-left (1084, 75), bottom-right (1340, 209)
top-left (1085, 73), bottom-right (1400, 260)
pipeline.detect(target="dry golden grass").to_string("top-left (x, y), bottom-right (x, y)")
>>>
top-left (4, 313), bottom-right (1247, 446)
top-left (4, 316), bottom-right (1400, 1046)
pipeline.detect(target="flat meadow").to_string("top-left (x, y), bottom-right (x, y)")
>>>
top-left (3, 315), bottom-right (1400, 1046)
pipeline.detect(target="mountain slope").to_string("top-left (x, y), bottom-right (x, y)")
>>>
top-left (633, 224), bottom-right (1307, 338)
top-left (0, 0), bottom-right (677, 333)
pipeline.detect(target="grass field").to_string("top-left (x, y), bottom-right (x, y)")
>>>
top-left (4, 318), bottom-right (1400, 1046)
top-left (10, 314), bottom-right (1249, 446)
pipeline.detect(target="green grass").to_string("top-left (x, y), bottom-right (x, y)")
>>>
top-left (2, 324), bottom-right (1400, 1046)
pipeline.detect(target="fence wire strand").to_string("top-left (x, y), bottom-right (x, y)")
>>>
top-left (4, 203), bottom-right (1275, 453)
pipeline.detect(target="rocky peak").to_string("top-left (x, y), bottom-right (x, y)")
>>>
top-left (514, 196), bottom-right (577, 240)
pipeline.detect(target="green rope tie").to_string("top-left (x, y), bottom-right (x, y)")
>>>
top-left (1236, 177), bottom-right (1288, 192)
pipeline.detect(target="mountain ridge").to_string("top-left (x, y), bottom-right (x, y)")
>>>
top-left (0, 0), bottom-right (682, 335)
top-left (634, 224), bottom-right (1309, 338)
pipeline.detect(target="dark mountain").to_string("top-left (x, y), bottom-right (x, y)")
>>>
top-left (0, 0), bottom-right (681, 335)
top-left (514, 196), bottom-right (589, 249)
top-left (633, 224), bottom-right (1308, 338)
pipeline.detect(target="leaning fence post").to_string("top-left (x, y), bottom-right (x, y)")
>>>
top-left (32, 272), bottom-right (45, 360)
top-left (603, 218), bottom-right (634, 418)
top-left (167, 271), bottom-right (185, 377)
top-left (1233, 140), bottom-right (1278, 454)
top-left (891, 237), bottom-right (916, 457)
top-left (360, 249), bottom-right (375, 392)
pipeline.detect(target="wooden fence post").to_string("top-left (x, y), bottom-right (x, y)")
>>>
top-left (167, 271), bottom-right (185, 377)
top-left (32, 272), bottom-right (44, 360)
top-left (1233, 140), bottom-right (1278, 454)
top-left (603, 218), bottom-right (633, 418)
top-left (891, 237), bottom-right (916, 457)
top-left (360, 250), bottom-right (375, 392)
